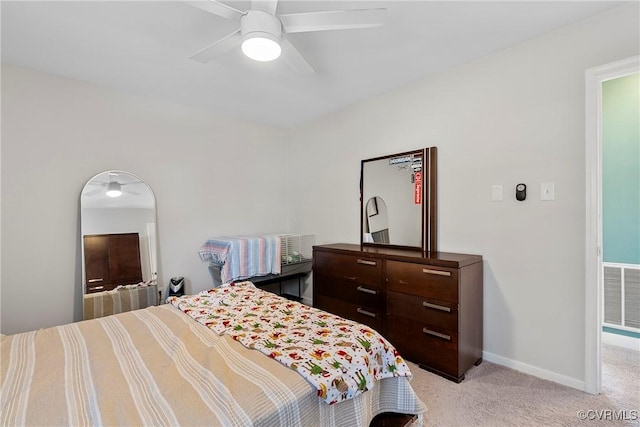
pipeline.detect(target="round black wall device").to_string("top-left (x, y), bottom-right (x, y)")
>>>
top-left (516, 183), bottom-right (527, 201)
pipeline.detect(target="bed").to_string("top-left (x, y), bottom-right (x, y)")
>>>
top-left (83, 283), bottom-right (159, 320)
top-left (1, 282), bottom-right (426, 426)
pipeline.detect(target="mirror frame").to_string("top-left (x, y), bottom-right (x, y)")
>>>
top-left (80, 170), bottom-right (159, 315)
top-left (360, 147), bottom-right (437, 252)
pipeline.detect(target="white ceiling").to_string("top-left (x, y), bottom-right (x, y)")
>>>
top-left (1, 1), bottom-right (626, 128)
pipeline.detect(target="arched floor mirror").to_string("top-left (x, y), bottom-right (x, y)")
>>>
top-left (80, 170), bottom-right (159, 320)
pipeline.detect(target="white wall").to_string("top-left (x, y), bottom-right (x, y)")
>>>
top-left (1, 64), bottom-right (287, 334)
top-left (285, 4), bottom-right (639, 388)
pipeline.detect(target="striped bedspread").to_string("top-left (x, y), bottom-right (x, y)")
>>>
top-left (1, 304), bottom-right (427, 427)
top-left (198, 236), bottom-right (281, 284)
top-left (83, 284), bottom-right (158, 320)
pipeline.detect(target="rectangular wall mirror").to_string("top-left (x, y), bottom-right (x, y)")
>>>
top-left (360, 147), bottom-right (437, 251)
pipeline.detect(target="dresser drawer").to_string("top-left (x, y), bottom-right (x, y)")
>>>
top-left (314, 251), bottom-right (382, 287)
top-left (386, 260), bottom-right (458, 302)
top-left (387, 291), bottom-right (458, 332)
top-left (314, 293), bottom-right (383, 332)
top-left (387, 314), bottom-right (459, 377)
top-left (314, 273), bottom-right (382, 309)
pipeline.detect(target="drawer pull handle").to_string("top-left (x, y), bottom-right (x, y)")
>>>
top-left (343, 276), bottom-right (358, 281)
top-left (423, 301), bottom-right (451, 312)
top-left (88, 278), bottom-right (103, 283)
top-left (399, 280), bottom-right (409, 285)
top-left (422, 268), bottom-right (451, 277)
top-left (89, 286), bottom-right (105, 290)
top-left (422, 328), bottom-right (451, 341)
top-left (357, 286), bottom-right (377, 295)
top-left (357, 259), bottom-right (377, 266)
top-left (357, 308), bottom-right (376, 318)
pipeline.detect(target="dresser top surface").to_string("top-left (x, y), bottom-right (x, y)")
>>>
top-left (313, 243), bottom-right (482, 268)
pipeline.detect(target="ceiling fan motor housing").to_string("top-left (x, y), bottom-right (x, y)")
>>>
top-left (241, 10), bottom-right (282, 43)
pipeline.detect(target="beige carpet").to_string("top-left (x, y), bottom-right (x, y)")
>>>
top-left (407, 344), bottom-right (639, 427)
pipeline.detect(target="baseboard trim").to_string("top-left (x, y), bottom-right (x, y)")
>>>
top-left (602, 331), bottom-right (640, 351)
top-left (482, 351), bottom-right (586, 392)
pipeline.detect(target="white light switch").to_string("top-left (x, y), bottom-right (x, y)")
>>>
top-left (491, 185), bottom-right (503, 201)
top-left (541, 182), bottom-right (555, 201)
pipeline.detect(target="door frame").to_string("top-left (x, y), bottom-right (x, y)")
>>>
top-left (584, 55), bottom-right (639, 395)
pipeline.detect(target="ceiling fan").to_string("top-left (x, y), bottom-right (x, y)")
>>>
top-left (84, 173), bottom-right (141, 198)
top-left (186, 0), bottom-right (387, 73)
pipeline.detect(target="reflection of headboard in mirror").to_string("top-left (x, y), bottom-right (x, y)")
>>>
top-left (361, 147), bottom-right (437, 251)
top-left (80, 170), bottom-right (158, 320)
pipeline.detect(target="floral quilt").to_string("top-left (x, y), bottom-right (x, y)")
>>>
top-left (167, 281), bottom-right (412, 405)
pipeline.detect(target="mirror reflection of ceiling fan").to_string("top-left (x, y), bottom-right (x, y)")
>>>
top-left (186, 0), bottom-right (387, 73)
top-left (84, 172), bottom-right (141, 198)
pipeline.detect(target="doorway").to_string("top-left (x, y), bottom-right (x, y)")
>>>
top-left (585, 56), bottom-right (640, 394)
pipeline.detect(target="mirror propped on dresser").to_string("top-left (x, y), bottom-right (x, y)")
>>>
top-left (360, 147), bottom-right (437, 251)
top-left (80, 170), bottom-right (159, 320)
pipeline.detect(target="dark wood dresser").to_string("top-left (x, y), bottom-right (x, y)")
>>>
top-left (84, 232), bottom-right (143, 293)
top-left (313, 243), bottom-right (483, 383)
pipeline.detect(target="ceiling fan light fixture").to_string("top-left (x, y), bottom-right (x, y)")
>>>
top-left (106, 182), bottom-right (122, 198)
top-left (240, 10), bottom-right (282, 62)
top-left (241, 33), bottom-right (281, 61)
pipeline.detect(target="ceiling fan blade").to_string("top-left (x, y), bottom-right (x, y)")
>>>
top-left (185, 0), bottom-right (245, 22)
top-left (190, 28), bottom-right (242, 63)
top-left (251, 0), bottom-right (278, 15)
top-left (280, 8), bottom-right (386, 34)
top-left (84, 188), bottom-right (103, 197)
top-left (123, 189), bottom-right (141, 196)
top-left (280, 36), bottom-right (314, 74)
